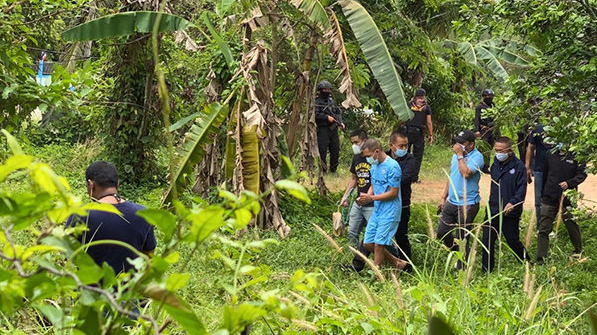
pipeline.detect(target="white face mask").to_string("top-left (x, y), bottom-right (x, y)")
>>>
top-left (495, 152), bottom-right (509, 162)
top-left (459, 144), bottom-right (467, 153)
top-left (352, 144), bottom-right (362, 155)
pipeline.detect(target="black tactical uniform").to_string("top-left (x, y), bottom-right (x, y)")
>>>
top-left (404, 90), bottom-right (431, 182)
top-left (475, 89), bottom-right (498, 172)
top-left (315, 81), bottom-right (343, 173)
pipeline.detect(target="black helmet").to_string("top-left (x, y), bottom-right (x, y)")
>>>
top-left (482, 89), bottom-right (495, 96)
top-left (415, 88), bottom-right (426, 97)
top-left (317, 80), bottom-right (333, 91)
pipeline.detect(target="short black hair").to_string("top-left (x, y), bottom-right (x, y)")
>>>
top-left (350, 129), bottom-right (368, 141)
top-left (85, 161), bottom-right (119, 188)
top-left (361, 138), bottom-right (381, 152)
top-left (390, 131), bottom-right (408, 144)
top-left (495, 136), bottom-right (512, 148)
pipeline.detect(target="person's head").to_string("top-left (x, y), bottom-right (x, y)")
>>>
top-left (361, 138), bottom-right (383, 165)
top-left (415, 88), bottom-right (426, 98)
top-left (350, 129), bottom-right (368, 154)
top-left (85, 161), bottom-right (119, 197)
top-left (482, 88), bottom-right (495, 105)
top-left (453, 130), bottom-right (476, 153)
top-left (494, 136), bottom-right (513, 162)
top-left (317, 80), bottom-right (333, 97)
top-left (389, 131), bottom-right (409, 158)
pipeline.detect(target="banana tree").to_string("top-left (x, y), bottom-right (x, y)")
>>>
top-left (442, 38), bottom-right (538, 82)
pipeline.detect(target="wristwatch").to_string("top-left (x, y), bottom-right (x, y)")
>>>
top-left (457, 155), bottom-right (464, 160)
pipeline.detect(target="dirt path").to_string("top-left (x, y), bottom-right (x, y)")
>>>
top-left (412, 174), bottom-right (597, 211)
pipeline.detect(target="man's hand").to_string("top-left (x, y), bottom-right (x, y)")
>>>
top-left (356, 192), bottom-right (373, 205)
top-left (452, 143), bottom-right (465, 155)
top-left (428, 135), bottom-right (434, 145)
top-left (526, 167), bottom-right (533, 184)
top-left (327, 115), bottom-right (335, 123)
top-left (504, 203), bottom-right (514, 214)
top-left (559, 181), bottom-right (568, 190)
top-left (340, 197), bottom-right (349, 207)
top-left (437, 199), bottom-right (445, 213)
top-left (340, 123), bottom-right (346, 130)
top-left (475, 131), bottom-right (481, 138)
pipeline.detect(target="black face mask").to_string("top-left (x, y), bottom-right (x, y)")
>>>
top-left (483, 97), bottom-right (494, 105)
top-left (320, 91), bottom-right (330, 99)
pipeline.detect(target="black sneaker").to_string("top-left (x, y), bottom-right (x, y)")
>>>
top-left (536, 257), bottom-right (544, 265)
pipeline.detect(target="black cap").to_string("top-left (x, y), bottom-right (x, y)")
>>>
top-left (415, 88), bottom-right (426, 97)
top-left (453, 130), bottom-right (476, 144)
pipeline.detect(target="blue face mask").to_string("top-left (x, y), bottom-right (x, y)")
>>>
top-left (395, 149), bottom-right (408, 157)
top-left (495, 152), bottom-right (509, 162)
top-left (366, 156), bottom-right (377, 165)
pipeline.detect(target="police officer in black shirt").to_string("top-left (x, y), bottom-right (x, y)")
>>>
top-left (404, 88), bottom-right (434, 183)
top-left (536, 149), bottom-right (587, 264)
top-left (475, 89), bottom-right (498, 173)
top-left (315, 80), bottom-right (345, 173)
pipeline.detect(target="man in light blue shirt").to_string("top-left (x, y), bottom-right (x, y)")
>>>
top-left (437, 130), bottom-right (484, 270)
top-left (356, 139), bottom-right (407, 270)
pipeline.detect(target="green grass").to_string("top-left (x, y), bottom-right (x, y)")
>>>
top-left (5, 141), bottom-right (597, 334)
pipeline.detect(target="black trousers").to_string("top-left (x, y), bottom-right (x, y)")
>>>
top-left (317, 126), bottom-right (340, 173)
top-left (351, 207), bottom-right (411, 271)
top-left (481, 214), bottom-right (529, 272)
top-left (406, 128), bottom-right (425, 182)
top-left (437, 201), bottom-right (480, 269)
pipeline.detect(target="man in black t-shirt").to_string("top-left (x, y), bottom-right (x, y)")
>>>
top-left (536, 150), bottom-right (587, 264)
top-left (67, 161), bottom-right (156, 274)
top-left (341, 129), bottom-right (373, 247)
top-left (404, 88), bottom-right (433, 183)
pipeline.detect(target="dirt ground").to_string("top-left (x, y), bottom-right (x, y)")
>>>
top-left (411, 173), bottom-right (597, 212)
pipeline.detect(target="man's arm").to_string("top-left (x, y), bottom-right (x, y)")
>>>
top-left (525, 142), bottom-right (535, 183)
top-left (401, 156), bottom-right (417, 185)
top-left (315, 104), bottom-right (332, 123)
top-left (565, 162), bottom-right (588, 189)
top-left (506, 164), bottom-right (528, 212)
top-left (474, 106), bottom-right (482, 135)
top-left (371, 187), bottom-right (399, 201)
top-left (426, 114), bottom-right (434, 144)
top-left (452, 145), bottom-right (477, 178)
top-left (438, 181), bottom-right (449, 211)
top-left (341, 174), bottom-right (358, 206)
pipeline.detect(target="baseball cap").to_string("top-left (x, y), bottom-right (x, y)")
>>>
top-left (453, 130), bottom-right (476, 144)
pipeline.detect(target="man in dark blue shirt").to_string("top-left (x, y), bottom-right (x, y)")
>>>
top-left (481, 137), bottom-right (529, 272)
top-left (67, 161), bottom-right (156, 274)
top-left (525, 123), bottom-right (548, 225)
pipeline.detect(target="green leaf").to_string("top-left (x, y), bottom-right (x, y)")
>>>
top-left (216, 0), bottom-right (236, 16)
top-left (202, 12), bottom-right (234, 67)
top-left (62, 11), bottom-right (190, 41)
top-left (0, 154), bottom-right (32, 182)
top-left (1, 130), bottom-right (23, 155)
top-left (169, 111), bottom-right (202, 132)
top-left (137, 208), bottom-right (176, 240)
top-left (292, 0), bottom-right (331, 29)
top-left (475, 46), bottom-right (509, 81)
top-left (275, 180), bottom-right (311, 204)
top-left (428, 316), bottom-right (456, 335)
top-left (242, 125), bottom-right (260, 194)
top-left (162, 102), bottom-right (229, 206)
top-left (187, 206), bottom-right (225, 244)
top-left (163, 306), bottom-right (208, 335)
top-left (457, 42), bottom-right (477, 66)
top-left (339, 0), bottom-right (412, 121)
top-left (35, 304), bottom-right (63, 326)
top-left (81, 203), bottom-right (122, 217)
top-left (166, 273), bottom-right (190, 292)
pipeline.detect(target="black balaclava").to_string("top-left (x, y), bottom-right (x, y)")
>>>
top-left (320, 91), bottom-right (330, 99)
top-left (483, 96), bottom-right (494, 106)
